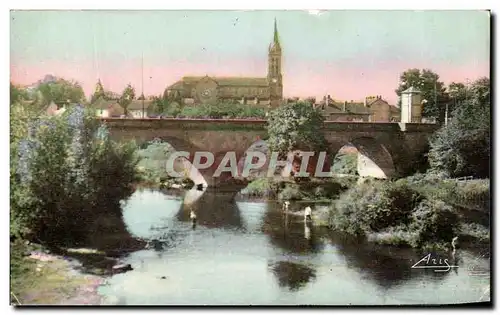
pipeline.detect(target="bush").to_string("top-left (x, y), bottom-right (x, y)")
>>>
top-left (278, 183), bottom-right (305, 201)
top-left (328, 179), bottom-right (459, 249)
top-left (178, 102), bottom-right (266, 119)
top-left (10, 104), bottom-right (139, 245)
top-left (409, 199), bottom-right (459, 248)
top-left (328, 182), bottom-right (380, 236)
top-left (241, 178), bottom-right (279, 197)
top-left (331, 153), bottom-right (358, 175)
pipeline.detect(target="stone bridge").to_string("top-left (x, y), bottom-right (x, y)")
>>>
top-left (101, 118), bottom-right (439, 187)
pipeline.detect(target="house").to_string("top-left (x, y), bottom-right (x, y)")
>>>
top-left (315, 96), bottom-right (371, 121)
top-left (93, 97), bottom-right (124, 118)
top-left (315, 95), bottom-right (401, 122)
top-left (126, 100), bottom-right (153, 118)
top-left (364, 95), bottom-right (401, 122)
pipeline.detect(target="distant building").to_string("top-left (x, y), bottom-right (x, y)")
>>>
top-left (165, 19), bottom-right (284, 107)
top-left (315, 95), bottom-right (401, 122)
top-left (127, 100), bottom-right (153, 118)
top-left (92, 97), bottom-right (124, 118)
top-left (363, 95), bottom-right (401, 122)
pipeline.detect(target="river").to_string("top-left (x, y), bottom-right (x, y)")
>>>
top-left (97, 188), bottom-right (490, 305)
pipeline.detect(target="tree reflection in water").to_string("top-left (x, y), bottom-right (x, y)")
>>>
top-left (326, 230), bottom-right (453, 289)
top-left (261, 202), bottom-right (324, 255)
top-left (268, 261), bottom-right (317, 292)
top-left (176, 191), bottom-right (244, 230)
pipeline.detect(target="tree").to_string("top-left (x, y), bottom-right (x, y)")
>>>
top-left (137, 93), bottom-right (145, 100)
top-left (10, 83), bottom-right (27, 105)
top-left (118, 84), bottom-right (136, 114)
top-left (37, 77), bottom-right (86, 106)
top-left (446, 82), bottom-right (468, 116)
top-left (428, 77), bottom-right (490, 178)
top-left (267, 102), bottom-right (331, 179)
top-left (90, 79), bottom-right (105, 104)
top-left (395, 69), bottom-right (448, 120)
top-left (10, 103), bottom-right (139, 243)
top-left (267, 102), bottom-right (327, 156)
top-left (104, 91), bottom-right (120, 101)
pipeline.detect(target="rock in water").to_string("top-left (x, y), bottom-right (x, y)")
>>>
top-left (112, 263), bottom-right (133, 274)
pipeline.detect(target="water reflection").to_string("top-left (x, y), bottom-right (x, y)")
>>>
top-left (261, 202), bottom-right (324, 255)
top-left (97, 189), bottom-right (491, 305)
top-left (326, 231), bottom-right (453, 289)
top-left (177, 192), bottom-right (243, 230)
top-left (268, 261), bottom-right (317, 292)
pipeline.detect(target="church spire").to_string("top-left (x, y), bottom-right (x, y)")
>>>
top-left (274, 18), bottom-right (280, 45)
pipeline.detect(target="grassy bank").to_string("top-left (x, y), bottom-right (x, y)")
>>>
top-left (239, 176), bottom-right (357, 202)
top-left (10, 241), bottom-right (107, 305)
top-left (327, 175), bottom-right (490, 251)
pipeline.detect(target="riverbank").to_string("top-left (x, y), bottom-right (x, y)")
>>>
top-left (237, 175), bottom-right (490, 251)
top-left (10, 241), bottom-right (107, 305)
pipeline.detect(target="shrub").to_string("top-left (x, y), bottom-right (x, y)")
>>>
top-left (278, 183), bottom-right (305, 201)
top-left (178, 102), bottom-right (266, 119)
top-left (328, 179), bottom-right (459, 249)
top-left (241, 178), bottom-right (279, 197)
top-left (328, 182), bottom-right (380, 236)
top-left (409, 199), bottom-right (459, 248)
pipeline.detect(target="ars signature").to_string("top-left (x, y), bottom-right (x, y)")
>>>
top-left (411, 253), bottom-right (458, 273)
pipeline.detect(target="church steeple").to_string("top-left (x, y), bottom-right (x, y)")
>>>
top-left (273, 18), bottom-right (280, 47)
top-left (270, 18), bottom-right (281, 52)
top-left (268, 18), bottom-right (283, 106)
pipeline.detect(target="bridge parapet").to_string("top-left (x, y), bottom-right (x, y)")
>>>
top-left (100, 118), bottom-right (268, 131)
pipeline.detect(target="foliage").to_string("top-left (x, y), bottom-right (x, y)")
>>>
top-left (136, 141), bottom-right (176, 183)
top-left (10, 103), bottom-right (139, 245)
top-left (37, 78), bottom-right (86, 106)
top-left (267, 102), bottom-right (327, 158)
top-left (328, 179), bottom-right (459, 249)
top-left (395, 68), bottom-right (448, 118)
top-left (10, 83), bottom-right (28, 105)
top-left (240, 177), bottom-right (356, 201)
top-left (118, 84), bottom-right (136, 112)
top-left (177, 102), bottom-right (266, 119)
top-left (409, 199), bottom-right (458, 248)
top-left (165, 102), bottom-right (182, 117)
top-left (331, 152), bottom-right (358, 175)
top-left (88, 79), bottom-right (120, 104)
top-left (241, 178), bottom-right (280, 197)
top-left (278, 183), bottom-right (306, 201)
top-left (428, 77), bottom-right (490, 178)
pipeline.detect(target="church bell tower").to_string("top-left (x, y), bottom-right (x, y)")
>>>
top-left (268, 18), bottom-right (283, 106)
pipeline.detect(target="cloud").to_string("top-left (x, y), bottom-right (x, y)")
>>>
top-left (307, 10), bottom-right (327, 16)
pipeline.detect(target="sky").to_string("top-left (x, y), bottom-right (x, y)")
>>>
top-left (10, 10), bottom-right (490, 104)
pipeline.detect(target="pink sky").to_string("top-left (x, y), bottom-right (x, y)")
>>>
top-left (10, 58), bottom-right (489, 105)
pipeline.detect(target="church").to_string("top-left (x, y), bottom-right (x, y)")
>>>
top-left (165, 19), bottom-right (283, 107)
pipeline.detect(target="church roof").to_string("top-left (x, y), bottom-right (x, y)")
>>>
top-left (168, 76), bottom-right (270, 88)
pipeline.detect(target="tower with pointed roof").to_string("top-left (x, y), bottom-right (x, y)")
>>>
top-left (400, 86), bottom-right (423, 123)
top-left (268, 18), bottom-right (283, 105)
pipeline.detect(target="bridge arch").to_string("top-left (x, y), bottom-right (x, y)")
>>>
top-left (328, 136), bottom-right (400, 179)
top-left (139, 136), bottom-right (209, 187)
top-left (237, 139), bottom-right (270, 178)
